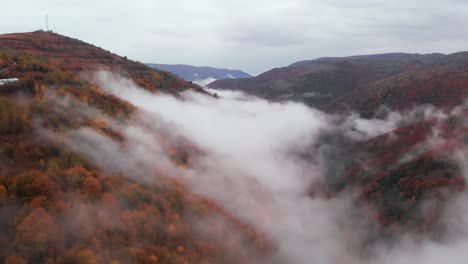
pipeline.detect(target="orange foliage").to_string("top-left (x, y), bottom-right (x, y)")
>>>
top-left (0, 32), bottom-right (268, 263)
top-left (0, 184), bottom-right (7, 202)
top-left (79, 177), bottom-right (102, 200)
top-left (4, 256), bottom-right (27, 264)
top-left (15, 208), bottom-right (62, 256)
top-left (75, 249), bottom-right (99, 264)
top-left (11, 171), bottom-right (55, 202)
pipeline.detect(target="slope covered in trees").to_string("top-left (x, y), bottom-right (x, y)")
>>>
top-left (208, 53), bottom-right (468, 117)
top-left (313, 107), bottom-right (467, 238)
top-left (0, 31), bottom-right (203, 94)
top-left (209, 52), bottom-right (468, 252)
top-left (0, 31), bottom-right (467, 263)
top-left (0, 32), bottom-right (269, 263)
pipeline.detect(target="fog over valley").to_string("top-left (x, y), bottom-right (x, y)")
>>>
top-left (39, 71), bottom-right (466, 263)
top-left (0, 1), bottom-right (467, 263)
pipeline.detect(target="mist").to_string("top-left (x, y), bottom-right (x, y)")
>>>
top-left (193, 77), bottom-right (218, 87)
top-left (41, 72), bottom-right (468, 263)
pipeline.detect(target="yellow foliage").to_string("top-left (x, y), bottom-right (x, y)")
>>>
top-left (93, 118), bottom-right (108, 129)
top-left (34, 84), bottom-right (47, 100)
top-left (47, 158), bottom-right (62, 172)
top-left (38, 159), bottom-right (46, 170)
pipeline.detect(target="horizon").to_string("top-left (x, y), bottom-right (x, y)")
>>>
top-left (2, 30), bottom-right (465, 77)
top-left (1, 0), bottom-right (467, 74)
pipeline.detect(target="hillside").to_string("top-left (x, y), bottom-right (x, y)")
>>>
top-left (315, 107), bottom-right (467, 236)
top-left (209, 52), bottom-right (468, 248)
top-left (0, 32), bottom-right (268, 263)
top-left (0, 31), bottom-right (467, 263)
top-left (208, 53), bottom-right (468, 117)
top-left (147, 64), bottom-right (252, 86)
top-left (0, 31), bottom-right (203, 94)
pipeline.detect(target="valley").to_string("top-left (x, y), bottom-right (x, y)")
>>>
top-left (0, 31), bottom-right (466, 264)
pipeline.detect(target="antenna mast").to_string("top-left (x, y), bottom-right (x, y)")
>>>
top-left (45, 14), bottom-right (49, 31)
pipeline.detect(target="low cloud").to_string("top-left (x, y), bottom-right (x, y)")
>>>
top-left (38, 72), bottom-right (467, 263)
top-left (193, 77), bottom-right (218, 86)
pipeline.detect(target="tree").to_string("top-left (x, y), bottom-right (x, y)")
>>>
top-left (15, 208), bottom-right (62, 261)
top-left (65, 167), bottom-right (91, 190)
top-left (10, 171), bottom-right (55, 202)
top-left (79, 177), bottom-right (102, 200)
top-left (4, 256), bottom-right (27, 264)
top-left (0, 184), bottom-right (7, 203)
top-left (0, 98), bottom-right (30, 134)
top-left (76, 249), bottom-right (99, 264)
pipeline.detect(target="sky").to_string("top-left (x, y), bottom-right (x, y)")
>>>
top-left (1, 0), bottom-right (468, 74)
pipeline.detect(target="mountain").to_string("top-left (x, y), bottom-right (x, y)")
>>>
top-left (209, 52), bottom-right (468, 242)
top-left (0, 31), bottom-right (266, 263)
top-left (208, 52), bottom-right (468, 117)
top-left (0, 31), bottom-right (204, 95)
top-left (147, 63), bottom-right (252, 86)
top-left (315, 105), bottom-right (466, 234)
top-left (1, 31), bottom-right (467, 263)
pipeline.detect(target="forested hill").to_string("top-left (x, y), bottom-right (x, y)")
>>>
top-left (0, 30), bottom-right (203, 94)
top-left (0, 31), bottom-right (268, 264)
top-left (208, 52), bottom-right (468, 117)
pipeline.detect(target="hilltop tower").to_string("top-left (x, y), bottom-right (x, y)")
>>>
top-left (45, 14), bottom-right (49, 32)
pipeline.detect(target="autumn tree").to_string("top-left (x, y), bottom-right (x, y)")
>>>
top-left (0, 97), bottom-right (31, 134)
top-left (79, 176), bottom-right (102, 200)
top-left (65, 166), bottom-right (91, 190)
top-left (10, 171), bottom-right (55, 202)
top-left (15, 208), bottom-right (62, 262)
top-left (75, 249), bottom-right (100, 264)
top-left (0, 184), bottom-right (7, 204)
top-left (4, 256), bottom-right (27, 264)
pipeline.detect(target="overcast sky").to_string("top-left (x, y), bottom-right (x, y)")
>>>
top-left (1, 0), bottom-right (468, 74)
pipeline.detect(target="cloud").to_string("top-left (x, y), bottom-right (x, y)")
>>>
top-left (220, 24), bottom-right (311, 48)
top-left (193, 77), bottom-right (217, 87)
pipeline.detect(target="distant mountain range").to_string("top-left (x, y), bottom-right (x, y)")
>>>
top-left (208, 52), bottom-right (468, 117)
top-left (147, 63), bottom-right (252, 86)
